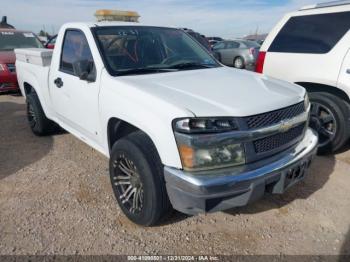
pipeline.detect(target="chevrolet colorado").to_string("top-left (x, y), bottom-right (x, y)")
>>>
top-left (15, 22), bottom-right (318, 226)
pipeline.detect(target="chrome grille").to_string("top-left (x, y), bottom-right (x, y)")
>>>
top-left (6, 63), bottom-right (16, 73)
top-left (245, 102), bottom-right (305, 129)
top-left (253, 124), bottom-right (305, 154)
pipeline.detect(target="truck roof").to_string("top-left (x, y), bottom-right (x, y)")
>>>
top-left (62, 21), bottom-right (174, 29)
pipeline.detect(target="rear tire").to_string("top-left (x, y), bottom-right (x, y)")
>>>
top-left (233, 56), bottom-right (245, 69)
top-left (109, 131), bottom-right (172, 226)
top-left (308, 92), bottom-right (350, 154)
top-left (26, 93), bottom-right (57, 136)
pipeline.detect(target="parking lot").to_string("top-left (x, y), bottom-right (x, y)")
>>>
top-left (0, 94), bottom-right (349, 255)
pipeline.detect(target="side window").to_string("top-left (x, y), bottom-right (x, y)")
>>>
top-left (238, 42), bottom-right (246, 48)
top-left (269, 11), bottom-right (350, 54)
top-left (226, 42), bottom-right (240, 49)
top-left (60, 30), bottom-right (94, 75)
top-left (213, 42), bottom-right (225, 50)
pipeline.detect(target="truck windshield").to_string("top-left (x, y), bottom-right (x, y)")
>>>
top-left (0, 31), bottom-right (43, 51)
top-left (93, 26), bottom-right (219, 76)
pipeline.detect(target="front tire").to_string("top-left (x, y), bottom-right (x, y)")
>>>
top-left (109, 131), bottom-right (172, 226)
top-left (309, 92), bottom-right (350, 154)
top-left (26, 93), bottom-right (57, 136)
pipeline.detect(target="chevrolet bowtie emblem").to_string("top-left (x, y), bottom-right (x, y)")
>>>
top-left (279, 121), bottom-right (293, 133)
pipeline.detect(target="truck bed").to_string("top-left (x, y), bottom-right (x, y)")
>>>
top-left (15, 48), bottom-right (52, 67)
top-left (15, 50), bottom-right (53, 119)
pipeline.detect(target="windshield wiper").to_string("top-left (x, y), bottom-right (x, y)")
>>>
top-left (116, 68), bottom-right (173, 76)
top-left (167, 62), bottom-right (216, 70)
top-left (116, 63), bottom-right (216, 76)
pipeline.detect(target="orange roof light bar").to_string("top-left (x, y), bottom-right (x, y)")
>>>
top-left (95, 9), bottom-right (140, 22)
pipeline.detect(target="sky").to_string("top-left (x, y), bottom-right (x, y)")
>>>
top-left (1, 0), bottom-right (319, 38)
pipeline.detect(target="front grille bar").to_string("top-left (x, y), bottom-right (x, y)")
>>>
top-left (253, 124), bottom-right (306, 153)
top-left (244, 102), bottom-right (305, 129)
top-left (175, 111), bottom-right (309, 147)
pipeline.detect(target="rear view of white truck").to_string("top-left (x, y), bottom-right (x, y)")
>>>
top-left (16, 21), bottom-right (317, 226)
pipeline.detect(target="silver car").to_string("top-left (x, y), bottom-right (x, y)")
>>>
top-left (213, 40), bottom-right (260, 70)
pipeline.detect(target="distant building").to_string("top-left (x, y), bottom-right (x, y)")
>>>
top-left (0, 16), bottom-right (15, 29)
top-left (243, 33), bottom-right (267, 41)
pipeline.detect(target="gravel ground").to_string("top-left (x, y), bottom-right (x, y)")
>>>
top-left (0, 94), bottom-right (349, 256)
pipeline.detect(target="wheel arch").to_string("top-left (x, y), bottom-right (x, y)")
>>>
top-left (107, 117), bottom-right (151, 154)
top-left (233, 55), bottom-right (244, 61)
top-left (296, 82), bottom-right (350, 103)
top-left (22, 80), bottom-right (53, 121)
top-left (23, 82), bottom-right (36, 96)
top-left (105, 116), bottom-right (183, 168)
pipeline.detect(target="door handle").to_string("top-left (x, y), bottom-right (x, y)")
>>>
top-left (54, 77), bottom-right (63, 88)
top-left (347, 69), bottom-right (350, 74)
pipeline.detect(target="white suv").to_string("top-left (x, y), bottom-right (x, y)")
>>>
top-left (256, 0), bottom-right (350, 153)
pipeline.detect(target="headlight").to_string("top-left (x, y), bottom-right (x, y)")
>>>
top-left (304, 92), bottom-right (310, 111)
top-left (173, 118), bottom-right (245, 172)
top-left (174, 117), bottom-right (238, 134)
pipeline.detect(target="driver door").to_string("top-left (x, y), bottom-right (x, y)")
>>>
top-left (49, 29), bottom-right (101, 144)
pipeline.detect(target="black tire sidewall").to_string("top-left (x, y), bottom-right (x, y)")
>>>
top-left (309, 92), bottom-right (350, 153)
top-left (109, 133), bottom-right (169, 226)
top-left (234, 57), bottom-right (244, 69)
top-left (26, 94), bottom-right (46, 135)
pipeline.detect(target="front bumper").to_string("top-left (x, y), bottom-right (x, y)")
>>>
top-left (164, 128), bottom-right (318, 215)
top-left (0, 73), bottom-right (18, 92)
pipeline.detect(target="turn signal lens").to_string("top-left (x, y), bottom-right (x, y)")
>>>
top-left (178, 145), bottom-right (195, 169)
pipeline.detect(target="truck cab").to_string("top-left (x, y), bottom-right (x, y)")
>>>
top-left (15, 22), bottom-right (318, 226)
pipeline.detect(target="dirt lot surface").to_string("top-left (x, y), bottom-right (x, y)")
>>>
top-left (0, 94), bottom-right (349, 255)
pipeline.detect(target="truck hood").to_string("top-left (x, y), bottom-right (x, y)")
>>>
top-left (0, 51), bottom-right (15, 64)
top-left (119, 67), bottom-right (305, 117)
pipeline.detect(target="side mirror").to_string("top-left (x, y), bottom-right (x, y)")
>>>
top-left (73, 60), bottom-right (96, 82)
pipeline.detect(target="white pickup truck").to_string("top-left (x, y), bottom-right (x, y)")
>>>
top-left (15, 22), bottom-right (318, 226)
